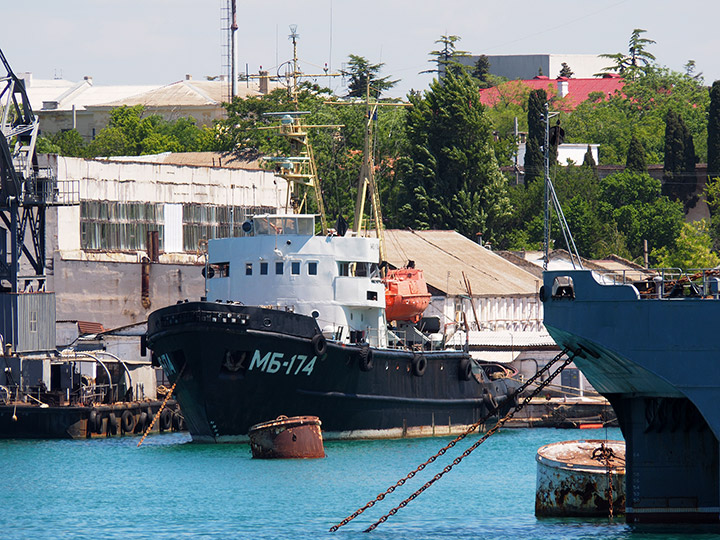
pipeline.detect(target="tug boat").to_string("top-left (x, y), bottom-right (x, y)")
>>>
top-left (146, 213), bottom-right (520, 442)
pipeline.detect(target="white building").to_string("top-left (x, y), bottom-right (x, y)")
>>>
top-left (42, 152), bottom-right (284, 330)
top-left (457, 54), bottom-right (610, 80)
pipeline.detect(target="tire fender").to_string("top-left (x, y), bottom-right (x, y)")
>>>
top-left (159, 408), bottom-right (173, 432)
top-left (459, 357), bottom-right (473, 381)
top-left (412, 354), bottom-right (427, 377)
top-left (359, 346), bottom-right (374, 372)
top-left (121, 410), bottom-right (136, 433)
top-left (311, 333), bottom-right (327, 357)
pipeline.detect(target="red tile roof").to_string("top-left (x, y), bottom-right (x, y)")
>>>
top-left (479, 74), bottom-right (624, 111)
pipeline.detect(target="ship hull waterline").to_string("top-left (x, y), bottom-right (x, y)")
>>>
top-left (146, 302), bottom-right (519, 443)
top-left (543, 269), bottom-right (720, 525)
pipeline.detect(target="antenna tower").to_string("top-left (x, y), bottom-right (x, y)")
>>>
top-left (221, 0), bottom-right (238, 101)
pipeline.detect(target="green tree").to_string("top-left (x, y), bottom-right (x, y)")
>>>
top-left (423, 35), bottom-right (471, 77)
top-left (582, 145), bottom-right (598, 178)
top-left (524, 89), bottom-right (546, 184)
top-left (390, 69), bottom-right (509, 241)
top-left (559, 63), bottom-right (574, 78)
top-left (652, 220), bottom-right (720, 269)
top-left (83, 105), bottom-right (208, 157)
top-left (343, 54), bottom-right (398, 99)
top-left (598, 170), bottom-right (683, 260)
top-left (37, 129), bottom-right (86, 156)
top-left (625, 134), bottom-right (647, 173)
top-left (599, 28), bottom-right (656, 78)
top-left (704, 176), bottom-right (720, 249)
top-left (708, 81), bottom-right (720, 177)
top-left (663, 109), bottom-right (697, 203)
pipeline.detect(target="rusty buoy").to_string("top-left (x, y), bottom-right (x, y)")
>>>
top-left (248, 415), bottom-right (325, 459)
top-left (535, 439), bottom-right (625, 517)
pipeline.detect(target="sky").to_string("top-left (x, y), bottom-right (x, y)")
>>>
top-left (3, 0), bottom-right (719, 99)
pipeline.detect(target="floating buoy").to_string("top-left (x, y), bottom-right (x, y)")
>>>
top-left (535, 439), bottom-right (625, 517)
top-left (248, 415), bottom-right (324, 459)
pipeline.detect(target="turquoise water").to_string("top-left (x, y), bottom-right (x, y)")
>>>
top-left (1, 427), bottom-right (715, 539)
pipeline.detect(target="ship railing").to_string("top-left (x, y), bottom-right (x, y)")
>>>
top-left (593, 267), bottom-right (720, 300)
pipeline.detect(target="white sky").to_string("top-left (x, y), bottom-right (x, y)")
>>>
top-left (3, 0), bottom-right (719, 99)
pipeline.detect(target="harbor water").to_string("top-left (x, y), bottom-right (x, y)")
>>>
top-left (2, 427), bottom-right (714, 539)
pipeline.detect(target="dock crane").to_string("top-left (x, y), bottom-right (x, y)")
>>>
top-left (0, 48), bottom-right (76, 352)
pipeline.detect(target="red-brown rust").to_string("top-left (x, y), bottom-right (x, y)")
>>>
top-left (249, 415), bottom-right (325, 459)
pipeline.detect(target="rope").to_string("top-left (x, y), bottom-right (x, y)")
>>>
top-left (137, 363), bottom-right (185, 448)
top-left (329, 348), bottom-right (572, 532)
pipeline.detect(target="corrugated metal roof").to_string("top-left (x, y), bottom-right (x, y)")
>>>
top-left (383, 229), bottom-right (541, 296)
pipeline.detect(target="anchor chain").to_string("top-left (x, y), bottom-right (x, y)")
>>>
top-left (329, 348), bottom-right (572, 533)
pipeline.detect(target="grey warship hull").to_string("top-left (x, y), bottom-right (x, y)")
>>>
top-left (543, 269), bottom-right (720, 524)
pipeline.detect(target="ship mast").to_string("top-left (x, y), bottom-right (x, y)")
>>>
top-left (259, 26), bottom-right (340, 235)
top-left (342, 80), bottom-right (409, 262)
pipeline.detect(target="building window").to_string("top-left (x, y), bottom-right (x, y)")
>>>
top-left (245, 263), bottom-right (253, 276)
top-left (260, 262), bottom-right (268, 275)
top-left (308, 262), bottom-right (318, 275)
top-left (81, 201), bottom-right (165, 251)
top-left (291, 261), bottom-right (301, 275)
top-left (29, 311), bottom-right (37, 333)
top-left (275, 262), bottom-right (283, 275)
top-left (81, 201), bottom-right (282, 253)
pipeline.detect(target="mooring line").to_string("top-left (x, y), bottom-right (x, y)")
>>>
top-left (137, 363), bottom-right (185, 448)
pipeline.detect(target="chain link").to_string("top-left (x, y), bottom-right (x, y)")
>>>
top-left (329, 348), bottom-right (572, 533)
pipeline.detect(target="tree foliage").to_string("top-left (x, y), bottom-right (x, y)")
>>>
top-left (38, 105), bottom-right (213, 158)
top-left (424, 35), bottom-right (471, 77)
top-left (562, 65), bottom-right (708, 165)
top-left (625, 134), bottom-right (647, 173)
top-left (343, 54), bottom-right (398, 99)
top-left (598, 28), bottom-right (656, 79)
top-left (523, 89), bottom-right (547, 184)
top-left (652, 220), bottom-right (720, 269)
top-left (388, 69), bottom-right (509, 241)
top-left (662, 109), bottom-right (697, 204)
top-left (559, 63), bottom-right (574, 78)
top-left (708, 81), bottom-right (720, 177)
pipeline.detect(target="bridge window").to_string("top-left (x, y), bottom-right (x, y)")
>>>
top-left (291, 261), bottom-right (301, 275)
top-left (275, 262), bottom-right (284, 275)
top-left (260, 262), bottom-right (268, 275)
top-left (245, 263), bottom-right (253, 276)
top-left (308, 262), bottom-right (318, 275)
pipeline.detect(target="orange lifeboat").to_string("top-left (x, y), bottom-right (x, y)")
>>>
top-left (383, 268), bottom-right (432, 323)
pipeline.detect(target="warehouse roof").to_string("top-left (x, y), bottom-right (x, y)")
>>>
top-left (383, 229), bottom-right (541, 296)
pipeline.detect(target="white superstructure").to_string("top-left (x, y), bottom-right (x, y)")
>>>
top-left (206, 214), bottom-right (388, 347)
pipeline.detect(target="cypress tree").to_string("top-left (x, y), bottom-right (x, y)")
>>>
top-left (664, 109), bottom-right (682, 177)
top-left (582, 144), bottom-right (598, 178)
top-left (663, 110), bottom-right (696, 202)
top-left (626, 135), bottom-right (647, 173)
top-left (524, 89), bottom-right (547, 185)
top-left (709, 81), bottom-right (720, 177)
